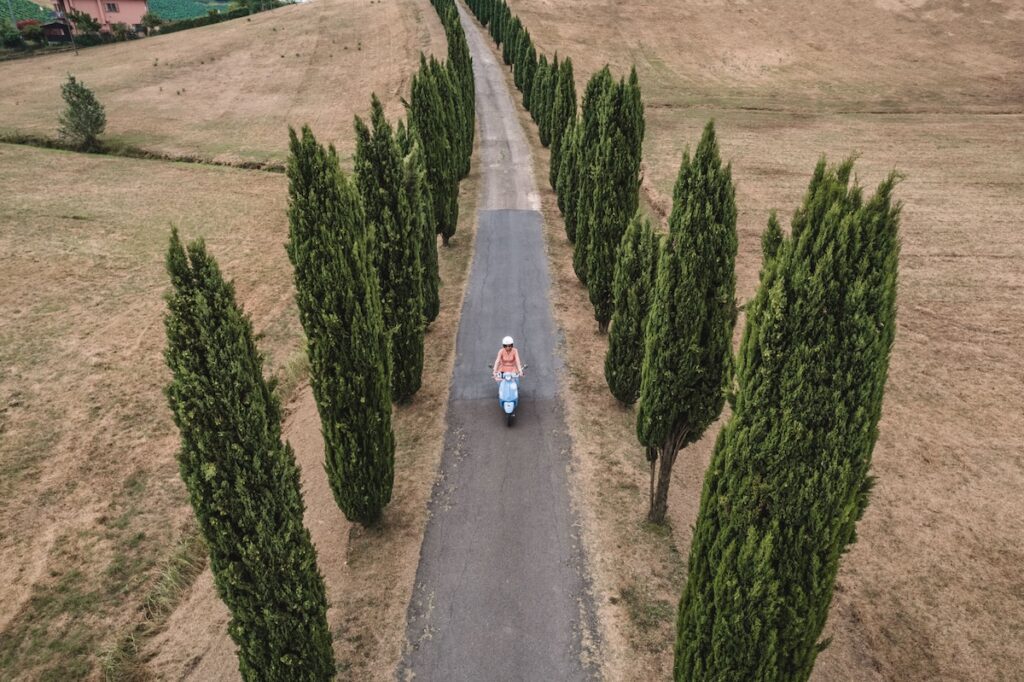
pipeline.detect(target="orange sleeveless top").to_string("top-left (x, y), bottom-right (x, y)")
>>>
top-left (495, 347), bottom-right (521, 373)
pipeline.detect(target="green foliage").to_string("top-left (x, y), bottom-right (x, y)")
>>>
top-left (285, 126), bottom-right (395, 526)
top-left (605, 215), bottom-right (659, 405)
top-left (549, 56), bottom-right (576, 190)
top-left (584, 69), bottom-right (645, 331)
top-left (571, 67), bottom-right (614, 284)
top-left (761, 209), bottom-right (783, 275)
top-left (397, 120), bottom-right (440, 325)
top-left (68, 9), bottom-right (101, 33)
top-left (18, 20), bottom-right (42, 43)
top-left (520, 42), bottom-right (537, 110)
top-left (141, 11), bottom-right (165, 30)
top-left (530, 54), bottom-right (550, 141)
top-left (6, 0), bottom-right (48, 23)
top-left (354, 95), bottom-right (426, 403)
top-left (0, 18), bottom-right (22, 49)
top-left (637, 121), bottom-right (737, 523)
top-left (411, 55), bottom-right (458, 246)
top-left (163, 229), bottom-right (335, 681)
top-left (148, 0), bottom-right (212, 20)
top-left (58, 75), bottom-right (106, 151)
top-left (555, 118), bottom-right (579, 236)
top-left (675, 159), bottom-right (901, 681)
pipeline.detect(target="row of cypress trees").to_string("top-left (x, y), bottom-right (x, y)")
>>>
top-left (464, 0), bottom-right (643, 336)
top-left (464, 1), bottom-right (902, 678)
top-left (161, 3), bottom-right (475, 676)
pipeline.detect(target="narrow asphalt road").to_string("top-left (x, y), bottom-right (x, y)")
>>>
top-left (399, 4), bottom-right (598, 681)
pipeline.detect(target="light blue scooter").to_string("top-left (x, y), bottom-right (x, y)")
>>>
top-left (496, 365), bottom-right (526, 427)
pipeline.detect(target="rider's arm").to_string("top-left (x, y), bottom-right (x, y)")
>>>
top-left (515, 349), bottom-right (523, 373)
top-left (493, 353), bottom-right (500, 376)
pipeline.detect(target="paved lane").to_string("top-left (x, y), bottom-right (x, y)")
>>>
top-left (399, 4), bottom-right (597, 680)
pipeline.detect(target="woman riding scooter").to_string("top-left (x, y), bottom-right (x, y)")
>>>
top-left (492, 336), bottom-right (524, 380)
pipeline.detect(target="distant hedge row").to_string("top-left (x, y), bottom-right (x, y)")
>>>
top-left (158, 7), bottom-right (253, 34)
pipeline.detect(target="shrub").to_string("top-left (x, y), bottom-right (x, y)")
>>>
top-left (58, 75), bottom-right (107, 151)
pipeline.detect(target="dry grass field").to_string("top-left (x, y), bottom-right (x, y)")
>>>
top-left (497, 0), bottom-right (1024, 679)
top-left (0, 0), bottom-right (445, 164)
top-left (0, 1), bottom-right (451, 678)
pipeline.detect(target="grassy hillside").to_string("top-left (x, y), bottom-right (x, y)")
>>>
top-left (498, 0), bottom-right (1024, 679)
top-left (0, 0), bottom-right (447, 164)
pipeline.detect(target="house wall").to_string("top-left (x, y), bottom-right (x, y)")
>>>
top-left (64, 0), bottom-right (148, 29)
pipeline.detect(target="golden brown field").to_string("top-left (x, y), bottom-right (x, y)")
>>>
top-left (0, 0), bottom-right (445, 163)
top-left (497, 0), bottom-right (1024, 679)
top-left (0, 1), bottom-right (452, 678)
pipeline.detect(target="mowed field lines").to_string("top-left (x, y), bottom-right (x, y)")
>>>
top-left (0, 0), bottom-right (449, 678)
top-left (501, 0), bottom-right (1024, 679)
top-left (0, 0), bottom-right (446, 164)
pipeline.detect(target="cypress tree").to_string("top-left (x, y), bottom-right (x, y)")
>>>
top-left (675, 159), bottom-right (901, 681)
top-left (540, 54), bottom-right (558, 144)
top-left (397, 120), bottom-right (440, 325)
top-left (572, 67), bottom-right (614, 284)
top-left (354, 96), bottom-right (426, 403)
top-left (762, 210), bottom-right (783, 272)
top-left (556, 117), bottom-right (580, 234)
top-left (604, 215), bottom-right (659, 405)
top-left (586, 74), bottom-right (645, 332)
top-left (411, 56), bottom-right (458, 246)
top-left (549, 57), bottom-right (576, 190)
top-left (531, 54), bottom-right (549, 131)
top-left (636, 121), bottom-right (737, 524)
top-left (520, 43), bottom-right (537, 109)
top-left (164, 229), bottom-right (335, 681)
top-left (430, 57), bottom-right (464, 179)
top-left (286, 126), bottom-right (395, 526)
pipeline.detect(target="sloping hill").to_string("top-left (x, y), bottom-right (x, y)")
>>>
top-left (0, 0), bottom-right (447, 164)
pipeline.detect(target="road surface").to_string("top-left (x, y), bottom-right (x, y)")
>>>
top-left (399, 4), bottom-right (598, 681)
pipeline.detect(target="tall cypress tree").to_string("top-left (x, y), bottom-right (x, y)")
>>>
top-left (636, 121), bottom-right (737, 524)
top-left (531, 55), bottom-right (550, 133)
top-left (572, 67), bottom-right (615, 283)
top-left (164, 230), bottom-right (335, 681)
top-left (549, 56), bottom-right (576, 190)
top-left (286, 126), bottom-right (395, 526)
top-left (539, 54), bottom-right (558, 144)
top-left (354, 97), bottom-right (426, 403)
top-left (397, 120), bottom-right (440, 325)
top-left (521, 43), bottom-right (537, 109)
top-left (675, 159), bottom-right (901, 681)
top-left (411, 56), bottom-right (458, 246)
top-left (586, 73), bottom-right (644, 332)
top-left (604, 215), bottom-right (659, 405)
top-left (556, 117), bottom-right (580, 233)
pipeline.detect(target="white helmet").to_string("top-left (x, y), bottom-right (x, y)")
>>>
top-left (502, 336), bottom-right (514, 346)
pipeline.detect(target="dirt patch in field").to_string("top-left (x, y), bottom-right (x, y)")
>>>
top-left (503, 0), bottom-right (1024, 679)
top-left (0, 0), bottom-right (447, 165)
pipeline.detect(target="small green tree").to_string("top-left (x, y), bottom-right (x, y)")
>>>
top-left (141, 11), bottom-right (164, 33)
top-left (58, 75), bottom-right (106, 151)
top-left (636, 121), bottom-right (737, 524)
top-left (286, 126), bottom-right (395, 526)
top-left (604, 215), bottom-right (658, 405)
top-left (68, 9), bottom-right (100, 34)
top-left (674, 159), bottom-right (902, 681)
top-left (354, 95), bottom-right (425, 403)
top-left (164, 229), bottom-right (335, 681)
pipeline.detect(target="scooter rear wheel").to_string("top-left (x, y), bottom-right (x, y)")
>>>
top-left (506, 412), bottom-right (514, 427)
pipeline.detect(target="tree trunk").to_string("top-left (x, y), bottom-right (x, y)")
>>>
top-left (648, 433), bottom-right (684, 524)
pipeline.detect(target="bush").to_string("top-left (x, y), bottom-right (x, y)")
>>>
top-left (1, 18), bottom-right (25, 48)
top-left (58, 75), bottom-right (107, 151)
